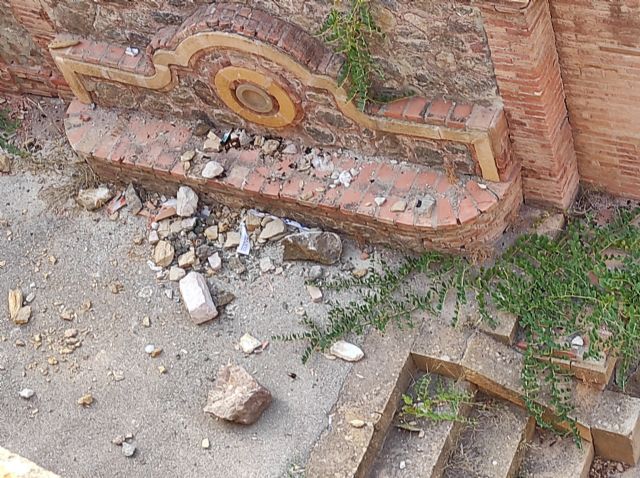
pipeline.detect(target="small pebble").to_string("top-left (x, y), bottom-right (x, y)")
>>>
top-left (122, 442), bottom-right (136, 457)
top-left (19, 388), bottom-right (35, 399)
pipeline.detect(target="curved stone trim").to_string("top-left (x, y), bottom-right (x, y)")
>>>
top-left (49, 4), bottom-right (512, 183)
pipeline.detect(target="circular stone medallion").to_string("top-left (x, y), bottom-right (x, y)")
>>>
top-left (213, 66), bottom-right (298, 128)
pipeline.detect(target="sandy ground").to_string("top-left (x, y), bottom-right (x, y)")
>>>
top-left (0, 168), bottom-right (395, 478)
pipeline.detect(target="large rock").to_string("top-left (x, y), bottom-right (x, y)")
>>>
top-left (179, 272), bottom-right (218, 324)
top-left (282, 231), bottom-right (342, 265)
top-left (176, 186), bottom-right (198, 217)
top-left (77, 187), bottom-right (113, 211)
top-left (204, 364), bottom-right (272, 425)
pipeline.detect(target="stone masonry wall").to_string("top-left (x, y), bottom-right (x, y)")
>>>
top-left (0, 0), bottom-right (498, 104)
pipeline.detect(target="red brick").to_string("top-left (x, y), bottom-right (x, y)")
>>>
top-left (338, 188), bottom-right (364, 216)
top-left (425, 99), bottom-right (453, 125)
top-left (435, 198), bottom-right (457, 227)
top-left (165, 127), bottom-right (191, 149)
top-left (436, 176), bottom-right (455, 194)
top-left (412, 170), bottom-right (440, 191)
top-left (225, 165), bottom-right (251, 189)
top-left (356, 191), bottom-right (378, 218)
top-left (82, 42), bottom-right (108, 64)
top-left (402, 97), bottom-right (429, 122)
top-left (374, 163), bottom-right (399, 188)
top-left (376, 195), bottom-right (403, 225)
top-left (66, 124), bottom-right (88, 148)
top-left (93, 133), bottom-right (119, 159)
top-left (466, 104), bottom-right (497, 131)
top-left (458, 197), bottom-right (480, 224)
top-left (260, 180), bottom-right (280, 199)
top-left (242, 170), bottom-right (265, 195)
top-left (390, 168), bottom-right (417, 194)
top-left (102, 45), bottom-right (125, 66)
top-left (153, 152), bottom-right (178, 175)
top-left (381, 99), bottom-right (408, 120)
top-left (447, 103), bottom-right (474, 129)
top-left (466, 180), bottom-right (498, 212)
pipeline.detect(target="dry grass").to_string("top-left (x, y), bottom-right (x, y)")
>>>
top-left (19, 136), bottom-right (99, 213)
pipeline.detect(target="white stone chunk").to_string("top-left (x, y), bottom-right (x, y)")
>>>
top-left (179, 272), bottom-right (218, 324)
top-left (329, 340), bottom-right (364, 362)
top-left (176, 186), bottom-right (199, 217)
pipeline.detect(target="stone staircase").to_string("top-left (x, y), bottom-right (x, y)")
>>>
top-left (304, 311), bottom-right (640, 478)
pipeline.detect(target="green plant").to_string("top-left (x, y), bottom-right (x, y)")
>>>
top-left (476, 208), bottom-right (640, 442)
top-left (274, 252), bottom-right (469, 363)
top-left (319, 0), bottom-right (383, 110)
top-left (278, 205), bottom-right (640, 445)
top-left (400, 375), bottom-right (474, 423)
top-left (0, 109), bottom-right (22, 156)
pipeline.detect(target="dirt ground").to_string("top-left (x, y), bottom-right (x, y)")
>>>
top-left (2, 95), bottom-right (638, 478)
top-left (0, 96), bottom-right (403, 478)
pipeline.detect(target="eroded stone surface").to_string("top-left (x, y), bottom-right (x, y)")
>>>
top-left (203, 364), bottom-right (272, 425)
top-left (282, 232), bottom-right (342, 265)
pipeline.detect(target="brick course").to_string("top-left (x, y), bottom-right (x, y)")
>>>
top-left (65, 100), bottom-right (522, 253)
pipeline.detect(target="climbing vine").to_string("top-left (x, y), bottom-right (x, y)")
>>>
top-left (319, 0), bottom-right (384, 110)
top-left (276, 206), bottom-right (640, 444)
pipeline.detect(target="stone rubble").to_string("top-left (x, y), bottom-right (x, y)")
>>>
top-left (154, 241), bottom-right (175, 267)
top-left (176, 186), bottom-right (199, 217)
top-left (258, 218), bottom-right (285, 241)
top-left (203, 132), bottom-right (222, 153)
top-left (169, 266), bottom-right (186, 282)
top-left (202, 161), bottom-right (224, 179)
top-left (19, 388), bottom-right (35, 399)
top-left (121, 442), bottom-right (136, 458)
top-left (329, 341), bottom-right (364, 362)
top-left (239, 333), bottom-right (262, 354)
top-left (306, 285), bottom-right (323, 303)
top-left (179, 272), bottom-right (218, 324)
top-left (125, 183), bottom-right (143, 215)
top-left (204, 364), bottom-right (272, 425)
top-left (261, 139), bottom-right (280, 155)
top-left (282, 231), bottom-right (342, 265)
top-left (77, 187), bottom-right (113, 211)
top-left (0, 149), bottom-right (11, 173)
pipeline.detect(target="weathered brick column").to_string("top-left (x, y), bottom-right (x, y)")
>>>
top-left (479, 0), bottom-right (579, 209)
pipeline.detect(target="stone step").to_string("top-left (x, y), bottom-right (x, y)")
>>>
top-left (370, 375), bottom-right (476, 478)
top-left (517, 429), bottom-right (594, 478)
top-left (0, 446), bottom-right (61, 477)
top-left (411, 314), bottom-right (640, 465)
top-left (64, 101), bottom-right (523, 254)
top-left (305, 326), bottom-right (419, 478)
top-left (443, 396), bottom-right (534, 478)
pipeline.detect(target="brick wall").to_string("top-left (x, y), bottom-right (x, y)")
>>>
top-left (0, 0), bottom-right (498, 104)
top-left (2, 0), bottom-right (639, 203)
top-left (550, 0), bottom-right (640, 199)
top-left (479, 0), bottom-right (579, 209)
